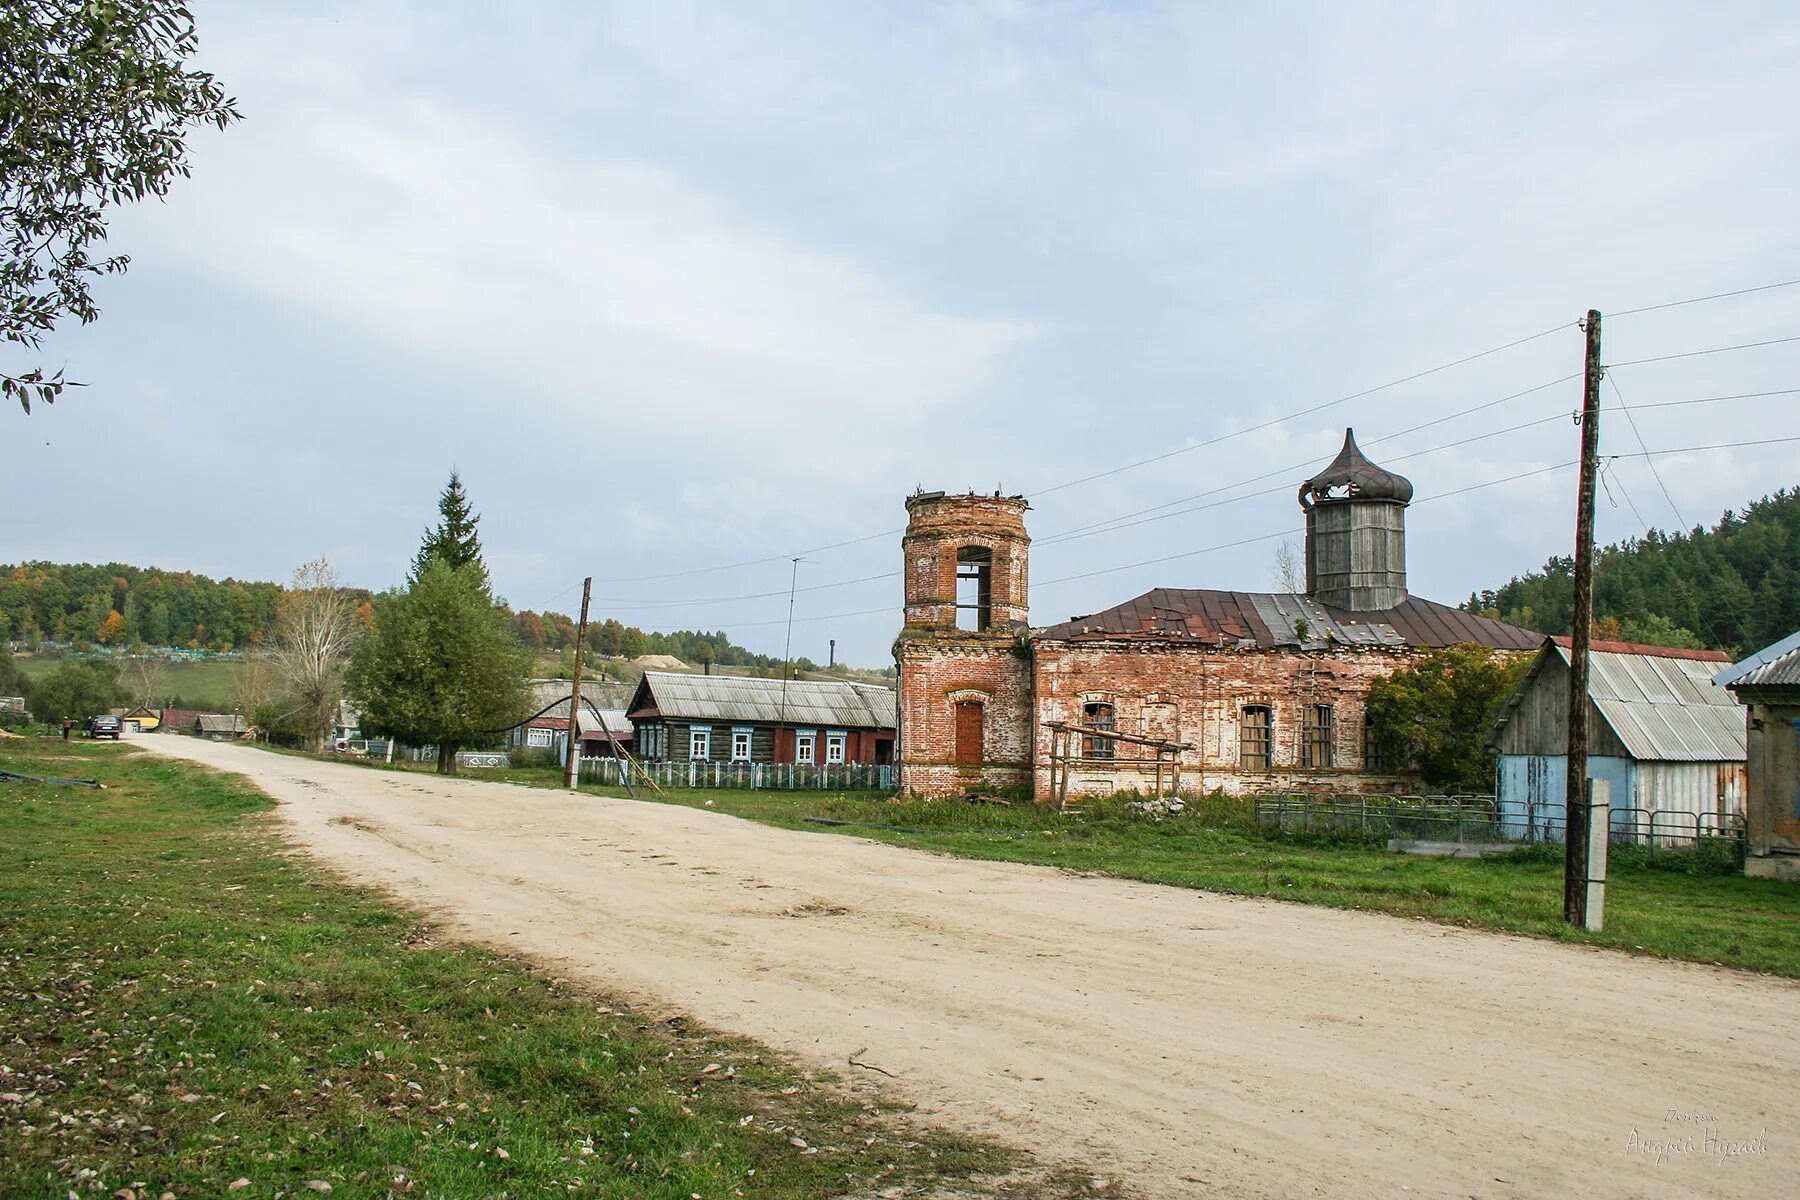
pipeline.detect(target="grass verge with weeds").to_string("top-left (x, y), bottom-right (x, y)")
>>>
top-left (0, 739), bottom-right (1100, 1199)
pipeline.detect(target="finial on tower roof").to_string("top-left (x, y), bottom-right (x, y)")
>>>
top-left (1297, 428), bottom-right (1414, 509)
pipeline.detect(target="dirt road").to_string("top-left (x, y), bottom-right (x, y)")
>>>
top-left (140, 737), bottom-right (1795, 1198)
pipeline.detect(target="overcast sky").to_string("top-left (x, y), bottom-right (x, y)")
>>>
top-left (9, 1), bottom-right (1800, 666)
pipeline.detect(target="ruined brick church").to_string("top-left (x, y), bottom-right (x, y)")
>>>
top-left (896, 430), bottom-right (1538, 799)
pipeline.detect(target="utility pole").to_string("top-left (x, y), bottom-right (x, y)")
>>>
top-left (564, 576), bottom-right (592, 791)
top-left (1565, 311), bottom-right (1603, 925)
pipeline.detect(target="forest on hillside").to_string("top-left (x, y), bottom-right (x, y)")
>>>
top-left (0, 563), bottom-right (284, 651)
top-left (1464, 487), bottom-right (1800, 656)
top-left (0, 562), bottom-right (799, 670)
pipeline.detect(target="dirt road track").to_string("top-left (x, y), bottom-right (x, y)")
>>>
top-left (141, 737), bottom-right (1795, 1198)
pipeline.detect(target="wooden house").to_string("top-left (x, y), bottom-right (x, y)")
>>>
top-left (628, 671), bottom-right (896, 766)
top-left (510, 678), bottom-right (636, 759)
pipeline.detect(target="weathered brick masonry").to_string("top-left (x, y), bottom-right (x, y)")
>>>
top-left (897, 433), bottom-right (1540, 801)
top-left (1033, 641), bottom-right (1420, 798)
top-left (896, 492), bottom-right (1034, 795)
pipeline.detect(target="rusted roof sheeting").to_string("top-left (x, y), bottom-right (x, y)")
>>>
top-left (1038, 589), bottom-right (1537, 651)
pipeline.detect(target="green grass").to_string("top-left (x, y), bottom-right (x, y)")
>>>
top-left (15, 654), bottom-right (241, 709)
top-left (0, 738), bottom-right (1090, 1199)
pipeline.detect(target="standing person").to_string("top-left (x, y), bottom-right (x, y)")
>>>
top-left (61, 717), bottom-right (73, 741)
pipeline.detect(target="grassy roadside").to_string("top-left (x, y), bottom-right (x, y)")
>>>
top-left (247, 744), bottom-right (1800, 976)
top-left (0, 739), bottom-right (1092, 1200)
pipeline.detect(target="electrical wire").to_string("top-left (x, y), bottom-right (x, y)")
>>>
top-left (573, 389), bottom-right (1800, 612)
top-left (1605, 373), bottom-right (1688, 530)
top-left (1024, 322), bottom-right (1575, 499)
top-left (1609, 334), bottom-right (1800, 369)
top-left (1034, 371), bottom-right (1581, 546)
top-left (543, 292), bottom-right (1800, 612)
top-left (611, 433), bottom-right (1799, 634)
top-left (565, 319), bottom-right (1578, 592)
top-left (1597, 457), bottom-right (1653, 535)
top-left (1609, 277), bottom-right (1800, 319)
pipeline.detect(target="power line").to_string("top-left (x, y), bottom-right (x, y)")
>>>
top-left (569, 318), bottom-right (1579, 593)
top-left (585, 528), bottom-right (899, 587)
top-left (1597, 456), bottom-right (1653, 535)
top-left (1605, 373), bottom-right (1688, 530)
top-left (554, 298), bottom-right (1798, 603)
top-left (1609, 333), bottom-right (1800, 369)
top-left (1035, 370), bottom-right (1581, 547)
top-left (1025, 322), bottom-right (1575, 498)
top-left (580, 389), bottom-right (1800, 612)
top-left (1609, 276), bottom-right (1800, 319)
top-left (613, 434), bottom-right (1800, 634)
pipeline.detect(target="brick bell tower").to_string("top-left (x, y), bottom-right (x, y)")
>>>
top-left (895, 491), bottom-right (1034, 797)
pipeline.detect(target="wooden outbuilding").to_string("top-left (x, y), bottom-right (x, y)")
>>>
top-left (1488, 638), bottom-right (1745, 843)
top-left (1715, 630), bottom-right (1800, 880)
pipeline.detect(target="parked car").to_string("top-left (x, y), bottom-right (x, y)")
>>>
top-left (86, 714), bottom-right (122, 740)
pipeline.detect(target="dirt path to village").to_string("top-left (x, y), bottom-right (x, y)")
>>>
top-left (140, 737), bottom-right (1794, 1199)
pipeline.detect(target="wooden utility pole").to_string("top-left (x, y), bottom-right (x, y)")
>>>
top-left (1565, 311), bottom-right (1603, 925)
top-left (564, 576), bottom-right (592, 791)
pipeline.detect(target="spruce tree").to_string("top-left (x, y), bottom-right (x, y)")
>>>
top-left (411, 470), bottom-right (487, 586)
top-left (354, 473), bottom-right (525, 774)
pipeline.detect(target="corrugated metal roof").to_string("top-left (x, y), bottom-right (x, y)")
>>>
top-left (528, 678), bottom-right (636, 720)
top-left (633, 672), bottom-right (897, 729)
top-left (575, 709), bottom-right (633, 738)
top-left (1036, 589), bottom-right (1538, 651)
top-left (1714, 629), bottom-right (1800, 690)
top-left (1550, 642), bottom-right (1745, 762)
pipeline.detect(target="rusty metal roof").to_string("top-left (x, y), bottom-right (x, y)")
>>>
top-left (631, 671), bottom-right (897, 729)
top-left (1550, 641), bottom-right (1744, 762)
top-left (1036, 589), bottom-right (1538, 651)
top-left (1715, 629), bottom-right (1800, 691)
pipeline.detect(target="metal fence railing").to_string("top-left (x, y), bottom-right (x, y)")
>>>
top-left (1253, 794), bottom-right (1745, 851)
top-left (578, 757), bottom-right (894, 792)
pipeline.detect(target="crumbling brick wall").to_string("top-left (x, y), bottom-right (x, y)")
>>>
top-left (897, 492), bottom-right (1033, 796)
top-left (1032, 640), bottom-right (1425, 799)
top-left (896, 639), bottom-right (1032, 795)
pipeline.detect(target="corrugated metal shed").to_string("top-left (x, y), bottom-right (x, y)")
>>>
top-left (1035, 588), bottom-right (1537, 651)
top-left (1493, 640), bottom-right (1744, 763)
top-left (1714, 629), bottom-right (1800, 690)
top-left (632, 672), bottom-right (897, 729)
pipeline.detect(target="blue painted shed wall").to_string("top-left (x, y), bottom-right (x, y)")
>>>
top-left (1495, 754), bottom-right (1634, 841)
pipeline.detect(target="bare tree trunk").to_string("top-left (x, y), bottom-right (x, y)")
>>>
top-left (269, 559), bottom-right (356, 749)
top-left (437, 744), bottom-right (457, 775)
